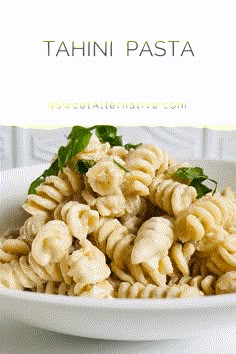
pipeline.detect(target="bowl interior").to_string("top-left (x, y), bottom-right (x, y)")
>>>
top-left (0, 160), bottom-right (236, 233)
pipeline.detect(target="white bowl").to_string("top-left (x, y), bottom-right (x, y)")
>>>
top-left (0, 161), bottom-right (236, 341)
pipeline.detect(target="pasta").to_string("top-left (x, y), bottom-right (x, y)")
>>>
top-left (169, 241), bottom-right (195, 276)
top-left (54, 201), bottom-right (100, 240)
top-left (215, 271), bottom-right (236, 294)
top-left (117, 281), bottom-right (203, 299)
top-left (149, 175), bottom-right (197, 217)
top-left (1, 125), bottom-right (236, 299)
top-left (122, 144), bottom-right (170, 196)
top-left (67, 239), bottom-right (111, 295)
top-left (31, 220), bottom-right (72, 266)
top-left (86, 160), bottom-right (124, 196)
top-left (22, 167), bottom-right (83, 216)
top-left (168, 275), bottom-right (217, 295)
top-left (174, 194), bottom-right (236, 243)
top-left (75, 135), bottom-right (110, 162)
top-left (131, 217), bottom-right (174, 265)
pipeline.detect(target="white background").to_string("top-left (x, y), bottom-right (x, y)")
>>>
top-left (1, 0), bottom-right (236, 127)
top-left (1, 3), bottom-right (236, 351)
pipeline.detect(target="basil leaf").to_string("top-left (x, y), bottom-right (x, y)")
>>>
top-left (124, 143), bottom-right (142, 150)
top-left (95, 125), bottom-right (123, 146)
top-left (173, 166), bottom-right (218, 199)
top-left (68, 126), bottom-right (91, 139)
top-left (190, 179), bottom-right (212, 199)
top-left (74, 159), bottom-right (96, 174)
top-left (58, 130), bottom-right (92, 169)
top-left (174, 167), bottom-right (207, 181)
top-left (28, 159), bottom-right (59, 194)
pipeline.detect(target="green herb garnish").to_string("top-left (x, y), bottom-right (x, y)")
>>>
top-left (113, 159), bottom-right (129, 172)
top-left (94, 125), bottom-right (123, 146)
top-left (124, 143), bottom-right (142, 150)
top-left (73, 159), bottom-right (96, 175)
top-left (28, 159), bottom-right (60, 195)
top-left (28, 125), bottom-right (123, 194)
top-left (173, 167), bottom-right (217, 199)
top-left (58, 127), bottom-right (92, 169)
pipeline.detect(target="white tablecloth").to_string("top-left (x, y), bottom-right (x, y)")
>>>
top-left (0, 311), bottom-right (235, 353)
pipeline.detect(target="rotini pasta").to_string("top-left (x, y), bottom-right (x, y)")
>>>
top-left (117, 281), bottom-right (203, 299)
top-left (75, 135), bottom-right (110, 162)
top-left (31, 220), bottom-right (72, 266)
top-left (168, 275), bottom-right (217, 295)
top-left (206, 233), bottom-right (236, 275)
top-left (122, 144), bottom-right (170, 196)
top-left (0, 253), bottom-right (63, 290)
top-left (169, 242), bottom-right (195, 276)
top-left (149, 175), bottom-right (197, 217)
top-left (86, 160), bottom-right (124, 196)
top-left (22, 167), bottom-right (83, 216)
top-left (19, 214), bottom-right (49, 246)
top-left (95, 194), bottom-right (126, 217)
top-left (131, 217), bottom-right (174, 265)
top-left (54, 201), bottom-right (99, 240)
top-left (1, 125), bottom-right (236, 298)
top-left (215, 271), bottom-right (236, 294)
top-left (174, 194), bottom-right (236, 243)
top-left (67, 239), bottom-right (111, 295)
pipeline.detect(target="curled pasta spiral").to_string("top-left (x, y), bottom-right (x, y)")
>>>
top-left (75, 135), bottom-right (110, 162)
top-left (19, 214), bottom-right (49, 246)
top-left (124, 195), bottom-right (149, 217)
top-left (119, 215), bottom-right (143, 234)
top-left (195, 226), bottom-right (227, 256)
top-left (117, 281), bottom-right (203, 299)
top-left (36, 279), bottom-right (113, 297)
top-left (207, 233), bottom-right (236, 275)
top-left (86, 160), bottom-right (124, 196)
top-left (174, 194), bottom-right (236, 243)
top-left (31, 220), bottom-right (72, 266)
top-left (92, 218), bottom-right (133, 271)
top-left (54, 201), bottom-right (99, 240)
top-left (123, 144), bottom-right (169, 196)
top-left (81, 177), bottom-right (97, 207)
top-left (169, 242), bottom-right (195, 276)
top-left (22, 167), bottom-right (83, 216)
top-left (169, 275), bottom-right (216, 295)
top-left (67, 239), bottom-right (111, 295)
top-left (149, 175), bottom-right (197, 217)
top-left (76, 280), bottom-right (113, 298)
top-left (165, 283), bottom-right (204, 298)
top-left (36, 281), bottom-right (70, 295)
top-left (0, 253), bottom-right (63, 290)
top-left (1, 239), bottom-right (30, 257)
top-left (106, 146), bottom-right (128, 166)
top-left (120, 196), bottom-right (149, 233)
top-left (131, 217), bottom-right (174, 265)
top-left (92, 218), bottom-right (128, 257)
top-left (215, 271), bottom-right (236, 294)
top-left (95, 194), bottom-right (126, 218)
top-left (0, 228), bottom-right (30, 262)
top-left (117, 282), bottom-right (168, 298)
top-left (92, 217), bottom-right (166, 286)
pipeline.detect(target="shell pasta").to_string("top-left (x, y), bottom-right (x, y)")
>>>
top-left (1, 125), bottom-right (236, 298)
